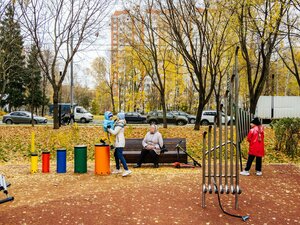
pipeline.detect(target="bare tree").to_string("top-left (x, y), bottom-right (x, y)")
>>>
top-left (155, 0), bottom-right (236, 130)
top-left (278, 2), bottom-right (300, 88)
top-left (236, 0), bottom-right (289, 114)
top-left (18, 0), bottom-right (112, 128)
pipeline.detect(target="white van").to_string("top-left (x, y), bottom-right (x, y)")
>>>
top-left (73, 106), bottom-right (93, 123)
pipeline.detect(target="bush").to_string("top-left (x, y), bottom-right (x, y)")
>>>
top-left (271, 118), bottom-right (300, 159)
top-left (0, 111), bottom-right (7, 116)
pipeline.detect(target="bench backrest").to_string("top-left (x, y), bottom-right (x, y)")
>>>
top-left (124, 138), bottom-right (186, 152)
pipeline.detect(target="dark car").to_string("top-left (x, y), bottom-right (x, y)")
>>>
top-left (2, 111), bottom-right (48, 124)
top-left (125, 112), bottom-right (146, 124)
top-left (170, 111), bottom-right (196, 124)
top-left (146, 111), bottom-right (188, 126)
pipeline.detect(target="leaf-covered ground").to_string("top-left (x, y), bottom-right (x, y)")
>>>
top-left (0, 163), bottom-right (299, 225)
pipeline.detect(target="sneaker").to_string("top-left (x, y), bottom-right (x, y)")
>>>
top-left (240, 170), bottom-right (250, 176)
top-left (256, 171), bottom-right (262, 176)
top-left (111, 169), bottom-right (122, 174)
top-left (133, 164), bottom-right (141, 168)
top-left (122, 170), bottom-right (132, 177)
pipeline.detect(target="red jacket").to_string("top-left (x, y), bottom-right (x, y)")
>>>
top-left (247, 125), bottom-right (265, 157)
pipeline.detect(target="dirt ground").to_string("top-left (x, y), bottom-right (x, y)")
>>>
top-left (0, 163), bottom-right (299, 225)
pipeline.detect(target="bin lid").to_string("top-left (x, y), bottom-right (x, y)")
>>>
top-left (56, 148), bottom-right (66, 151)
top-left (74, 145), bottom-right (87, 148)
top-left (42, 151), bottom-right (50, 154)
top-left (95, 144), bottom-right (109, 146)
top-left (31, 152), bottom-right (38, 156)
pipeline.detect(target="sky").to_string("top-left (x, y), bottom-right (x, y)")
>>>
top-left (68, 1), bottom-right (124, 89)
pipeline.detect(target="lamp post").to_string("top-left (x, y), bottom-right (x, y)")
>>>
top-left (70, 33), bottom-right (74, 124)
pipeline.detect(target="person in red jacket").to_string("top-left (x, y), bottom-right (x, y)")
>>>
top-left (240, 117), bottom-right (264, 176)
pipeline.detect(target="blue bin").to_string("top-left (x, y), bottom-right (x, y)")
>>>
top-left (56, 148), bottom-right (67, 173)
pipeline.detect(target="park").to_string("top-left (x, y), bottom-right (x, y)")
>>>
top-left (1, 0), bottom-right (300, 224)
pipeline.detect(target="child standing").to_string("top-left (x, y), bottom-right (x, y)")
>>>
top-left (107, 112), bottom-right (132, 177)
top-left (240, 117), bottom-right (264, 176)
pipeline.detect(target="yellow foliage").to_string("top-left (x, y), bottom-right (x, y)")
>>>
top-left (0, 125), bottom-right (297, 165)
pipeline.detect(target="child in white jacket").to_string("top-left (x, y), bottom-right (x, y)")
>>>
top-left (107, 112), bottom-right (132, 177)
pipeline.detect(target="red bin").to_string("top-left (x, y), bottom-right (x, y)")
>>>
top-left (42, 151), bottom-right (50, 173)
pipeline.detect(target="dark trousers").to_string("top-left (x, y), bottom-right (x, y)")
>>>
top-left (137, 149), bottom-right (159, 166)
top-left (114, 147), bottom-right (128, 170)
top-left (67, 114), bottom-right (75, 124)
top-left (245, 154), bottom-right (262, 172)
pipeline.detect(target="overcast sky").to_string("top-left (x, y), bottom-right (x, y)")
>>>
top-left (67, 1), bottom-right (124, 89)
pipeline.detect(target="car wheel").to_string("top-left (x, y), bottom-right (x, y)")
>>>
top-left (189, 118), bottom-right (196, 124)
top-left (177, 120), bottom-right (186, 126)
top-left (80, 118), bottom-right (87, 123)
top-left (149, 120), bottom-right (157, 125)
top-left (6, 119), bottom-right (13, 124)
top-left (200, 120), bottom-right (210, 126)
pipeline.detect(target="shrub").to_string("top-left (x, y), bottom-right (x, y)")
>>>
top-left (271, 118), bottom-right (300, 159)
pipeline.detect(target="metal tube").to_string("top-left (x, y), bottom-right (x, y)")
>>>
top-left (202, 131), bottom-right (208, 208)
top-left (234, 46), bottom-right (241, 210)
top-left (224, 91), bottom-right (229, 194)
top-left (208, 125), bottom-right (212, 194)
top-left (219, 104), bottom-right (223, 194)
top-left (213, 116), bottom-right (217, 193)
top-left (230, 74), bottom-right (235, 194)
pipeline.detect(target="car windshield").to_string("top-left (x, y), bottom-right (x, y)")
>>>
top-left (77, 108), bottom-right (88, 113)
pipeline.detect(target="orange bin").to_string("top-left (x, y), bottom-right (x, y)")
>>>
top-left (95, 144), bottom-right (110, 175)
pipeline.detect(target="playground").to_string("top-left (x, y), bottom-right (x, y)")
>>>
top-left (0, 162), bottom-right (299, 225)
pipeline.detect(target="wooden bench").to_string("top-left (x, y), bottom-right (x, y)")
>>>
top-left (123, 138), bottom-right (188, 164)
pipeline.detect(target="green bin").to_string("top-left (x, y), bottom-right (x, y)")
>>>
top-left (74, 145), bottom-right (87, 173)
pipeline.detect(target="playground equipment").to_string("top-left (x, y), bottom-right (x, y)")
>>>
top-left (0, 175), bottom-right (14, 204)
top-left (30, 131), bottom-right (38, 174)
top-left (95, 144), bottom-right (110, 175)
top-left (31, 152), bottom-right (38, 174)
top-left (42, 151), bottom-right (50, 173)
top-left (201, 47), bottom-right (250, 221)
top-left (74, 145), bottom-right (87, 173)
top-left (56, 149), bottom-right (67, 173)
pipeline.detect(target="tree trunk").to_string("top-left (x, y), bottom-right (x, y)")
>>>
top-left (110, 86), bottom-right (116, 114)
top-left (53, 87), bottom-right (60, 129)
top-left (249, 93), bottom-right (259, 115)
top-left (215, 93), bottom-right (221, 127)
top-left (194, 95), bottom-right (205, 130)
top-left (161, 93), bottom-right (167, 128)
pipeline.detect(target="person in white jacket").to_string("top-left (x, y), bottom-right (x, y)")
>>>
top-left (107, 112), bottom-right (132, 177)
top-left (134, 124), bottom-right (163, 168)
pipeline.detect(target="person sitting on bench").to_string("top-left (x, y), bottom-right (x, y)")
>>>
top-left (134, 124), bottom-right (163, 168)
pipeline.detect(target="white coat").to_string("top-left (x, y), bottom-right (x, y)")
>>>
top-left (107, 120), bottom-right (126, 148)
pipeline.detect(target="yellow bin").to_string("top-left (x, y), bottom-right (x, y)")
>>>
top-left (95, 144), bottom-right (110, 175)
top-left (31, 153), bottom-right (38, 174)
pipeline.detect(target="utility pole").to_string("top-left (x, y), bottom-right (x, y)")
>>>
top-left (70, 33), bottom-right (74, 124)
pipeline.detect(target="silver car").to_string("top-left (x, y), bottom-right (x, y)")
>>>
top-left (200, 110), bottom-right (233, 126)
top-left (2, 111), bottom-right (48, 124)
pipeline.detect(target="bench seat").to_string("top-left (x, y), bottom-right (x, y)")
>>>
top-left (123, 138), bottom-right (188, 164)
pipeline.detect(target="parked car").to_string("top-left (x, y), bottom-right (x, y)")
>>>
top-left (146, 111), bottom-right (188, 126)
top-left (2, 111), bottom-right (48, 124)
top-left (125, 112), bottom-right (146, 124)
top-left (170, 111), bottom-right (196, 124)
top-left (200, 110), bottom-right (233, 126)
